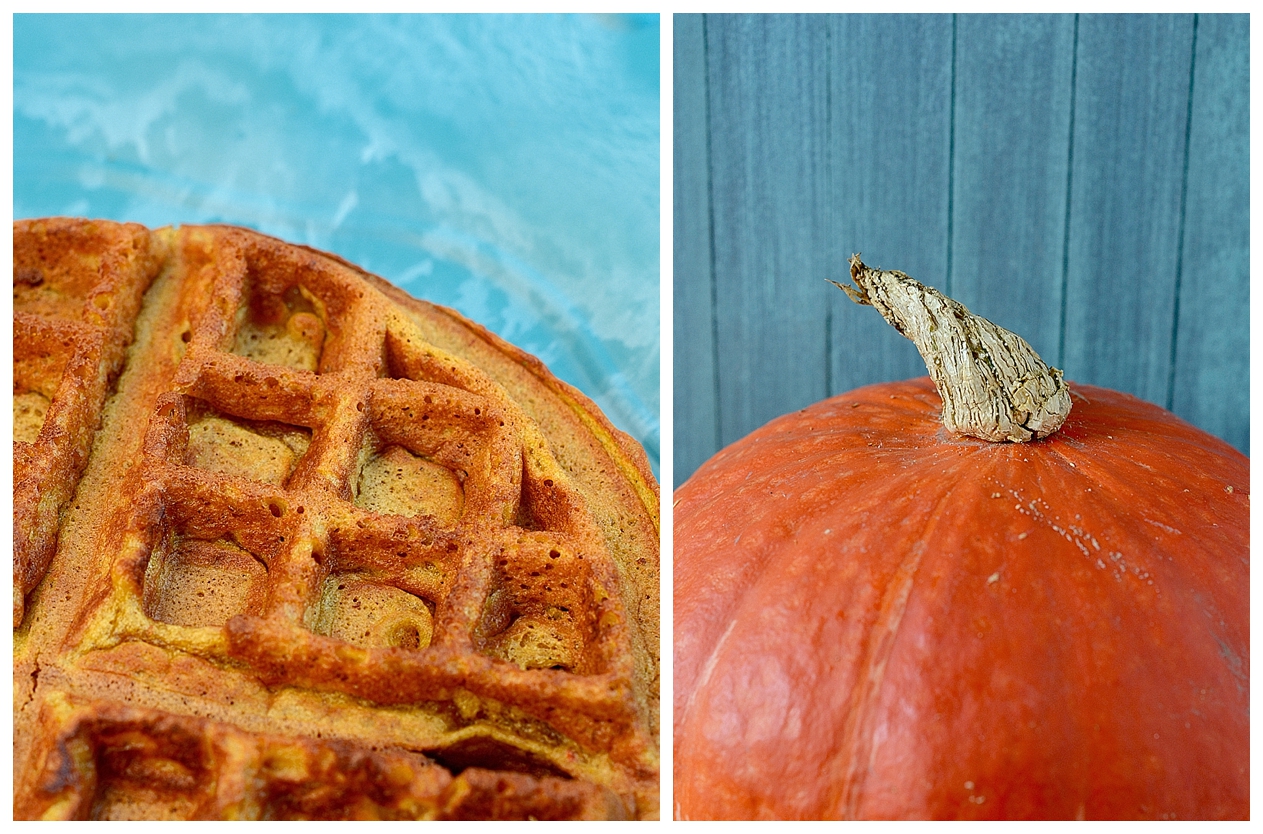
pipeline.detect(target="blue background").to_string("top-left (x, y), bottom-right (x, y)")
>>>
top-left (15, 13), bottom-right (661, 475)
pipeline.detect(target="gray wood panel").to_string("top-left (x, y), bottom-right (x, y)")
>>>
top-left (673, 14), bottom-right (719, 483)
top-left (1170, 14), bottom-right (1250, 454)
top-left (707, 15), bottom-right (832, 449)
top-left (826, 14), bottom-right (953, 397)
top-left (1063, 14), bottom-right (1194, 402)
top-left (673, 13), bottom-right (1248, 488)
top-left (951, 14), bottom-right (1076, 365)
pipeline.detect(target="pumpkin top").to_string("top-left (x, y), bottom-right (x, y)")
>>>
top-left (673, 378), bottom-right (1248, 820)
top-left (833, 255), bottom-right (1071, 442)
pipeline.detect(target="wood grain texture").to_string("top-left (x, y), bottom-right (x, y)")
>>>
top-left (673, 13), bottom-right (1248, 488)
top-left (706, 15), bottom-right (832, 450)
top-left (1062, 14), bottom-right (1194, 404)
top-left (826, 14), bottom-right (952, 400)
top-left (1169, 14), bottom-right (1249, 454)
top-left (672, 14), bottom-right (720, 483)
top-left (950, 14), bottom-right (1075, 365)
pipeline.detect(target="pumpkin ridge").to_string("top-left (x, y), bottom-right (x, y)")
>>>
top-left (672, 474), bottom-right (798, 720)
top-left (673, 470), bottom-right (820, 818)
top-left (674, 445), bottom-right (928, 818)
top-left (828, 479), bottom-right (962, 819)
top-left (678, 616), bottom-right (738, 748)
top-left (674, 383), bottom-right (999, 782)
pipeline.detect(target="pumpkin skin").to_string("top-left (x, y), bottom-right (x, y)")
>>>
top-left (673, 377), bottom-right (1248, 820)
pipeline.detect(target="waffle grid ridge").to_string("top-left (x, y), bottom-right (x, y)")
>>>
top-left (14, 220), bottom-right (164, 625)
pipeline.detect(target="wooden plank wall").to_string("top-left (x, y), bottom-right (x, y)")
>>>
top-left (673, 13), bottom-right (1249, 488)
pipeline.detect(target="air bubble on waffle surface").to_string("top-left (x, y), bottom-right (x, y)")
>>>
top-left (475, 539), bottom-right (595, 673)
top-left (233, 280), bottom-right (327, 372)
top-left (353, 381), bottom-right (504, 524)
top-left (310, 576), bottom-right (435, 650)
top-left (143, 537), bottom-right (269, 629)
top-left (513, 453), bottom-right (582, 533)
top-left (183, 399), bottom-right (312, 487)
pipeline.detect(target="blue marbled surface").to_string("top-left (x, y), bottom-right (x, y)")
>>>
top-left (15, 13), bottom-right (661, 475)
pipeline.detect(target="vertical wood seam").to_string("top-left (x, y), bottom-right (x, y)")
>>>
top-left (945, 14), bottom-right (958, 296)
top-left (702, 14), bottom-right (722, 455)
top-left (1058, 14), bottom-right (1080, 371)
top-left (824, 20), bottom-right (834, 396)
top-left (1166, 13), bottom-right (1199, 411)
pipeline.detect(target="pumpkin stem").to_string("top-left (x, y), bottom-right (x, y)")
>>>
top-left (831, 254), bottom-right (1071, 442)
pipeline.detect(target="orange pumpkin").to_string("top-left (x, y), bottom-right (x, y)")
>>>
top-left (673, 260), bottom-right (1249, 820)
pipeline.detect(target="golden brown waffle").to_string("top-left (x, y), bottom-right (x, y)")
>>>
top-left (14, 219), bottom-right (166, 626)
top-left (13, 219), bottom-right (660, 820)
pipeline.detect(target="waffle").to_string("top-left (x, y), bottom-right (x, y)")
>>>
top-left (13, 218), bottom-right (660, 820)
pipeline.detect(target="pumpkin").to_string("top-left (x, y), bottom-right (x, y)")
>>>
top-left (672, 257), bottom-right (1248, 820)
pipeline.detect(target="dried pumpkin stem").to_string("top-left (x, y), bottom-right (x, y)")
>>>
top-left (831, 254), bottom-right (1071, 442)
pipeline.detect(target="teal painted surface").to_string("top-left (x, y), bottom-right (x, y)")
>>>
top-left (1170, 14), bottom-right (1251, 452)
top-left (951, 14), bottom-right (1075, 364)
top-left (707, 16), bottom-right (833, 454)
top-left (672, 14), bottom-right (718, 483)
top-left (674, 13), bottom-right (1248, 487)
top-left (1063, 15), bottom-right (1194, 406)
top-left (15, 13), bottom-right (661, 475)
